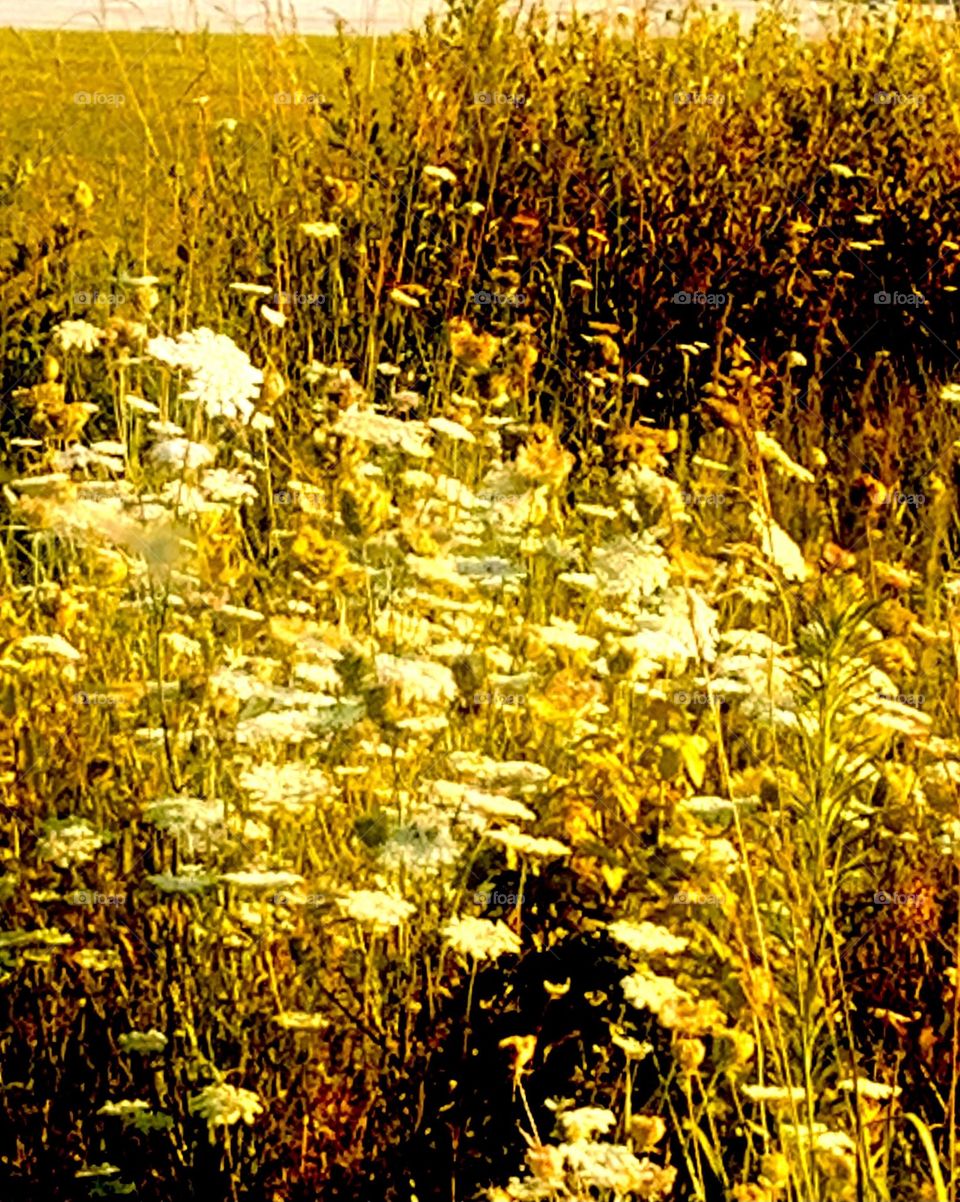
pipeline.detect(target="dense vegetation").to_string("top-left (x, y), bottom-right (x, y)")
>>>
top-left (2, 3), bottom-right (960, 1200)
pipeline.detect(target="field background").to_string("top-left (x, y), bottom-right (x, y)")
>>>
top-left (3, 4), bottom-right (960, 1202)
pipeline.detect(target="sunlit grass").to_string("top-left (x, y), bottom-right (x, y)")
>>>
top-left (2, 3), bottom-right (960, 1200)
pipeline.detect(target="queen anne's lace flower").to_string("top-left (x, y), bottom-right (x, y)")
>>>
top-left (607, 920), bottom-right (690, 957)
top-left (446, 753), bottom-right (551, 792)
top-left (562, 1140), bottom-right (652, 1193)
top-left (54, 444), bottom-right (124, 473)
top-left (741, 1084), bottom-right (807, 1103)
top-left (622, 968), bottom-right (692, 1015)
top-left (591, 534), bottom-right (671, 602)
top-left (118, 1029), bottom-right (167, 1054)
top-left (455, 555), bottom-right (527, 586)
top-left (375, 654), bottom-right (457, 709)
top-left (17, 634), bottom-right (82, 662)
top-left (146, 328), bottom-right (263, 424)
top-left (485, 828), bottom-right (570, 859)
top-left (37, 818), bottom-right (106, 868)
top-left (556, 1106), bottom-right (616, 1142)
top-left (147, 438), bottom-right (215, 471)
top-left (529, 618), bottom-right (600, 657)
top-left (332, 404), bottom-right (432, 457)
top-left (53, 319), bottom-right (103, 354)
top-left (238, 762), bottom-right (333, 813)
top-left (147, 866), bottom-right (218, 894)
top-left (200, 468), bottom-right (258, 503)
top-left (234, 708), bottom-right (333, 746)
top-left (837, 1077), bottom-right (901, 1100)
top-left (143, 797), bottom-right (225, 833)
top-left (188, 1082), bottom-right (263, 1135)
top-left (379, 820), bottom-right (462, 876)
top-left (750, 509), bottom-right (810, 581)
top-left (429, 415), bottom-right (476, 443)
top-left (512, 1129), bottom-right (677, 1201)
top-left (426, 779), bottom-right (536, 826)
top-left (336, 888), bottom-right (415, 931)
top-left (443, 915), bottom-right (521, 960)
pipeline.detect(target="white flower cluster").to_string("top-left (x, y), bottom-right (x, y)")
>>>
top-left (146, 866), bottom-right (218, 894)
top-left (556, 1105), bottom-right (617, 1142)
top-left (500, 1100), bottom-right (677, 1200)
top-left (238, 762), bottom-right (334, 814)
top-left (442, 915), bottom-right (521, 961)
top-left (336, 888), bottom-right (415, 932)
top-left (379, 818), bottom-right (463, 877)
top-left (607, 920), bottom-right (690, 958)
top-left (146, 328), bottom-right (263, 423)
top-left (749, 509), bottom-right (810, 581)
top-left (142, 796), bottom-right (225, 834)
top-left (118, 1029), bottom-right (167, 1054)
top-left (332, 403), bottom-right (433, 458)
top-left (375, 653), bottom-right (458, 709)
top-left (36, 818), bottom-right (106, 868)
top-left (591, 534), bottom-right (671, 605)
top-left (188, 1082), bottom-right (264, 1134)
top-left (53, 319), bottom-right (103, 354)
top-left (147, 438), bottom-right (215, 471)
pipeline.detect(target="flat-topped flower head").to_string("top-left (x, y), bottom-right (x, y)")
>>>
top-left (189, 1082), bottom-right (263, 1137)
top-left (118, 1029), bottom-right (167, 1054)
top-left (147, 438), bottom-right (215, 472)
top-left (836, 1077), bottom-right (901, 1101)
top-left (741, 1083), bottom-right (807, 1104)
top-left (555, 1105), bottom-right (616, 1142)
top-left (37, 818), bottom-right (106, 868)
top-left (336, 888), bottom-right (415, 932)
top-left (443, 915), bottom-right (521, 961)
top-left (486, 827), bottom-right (571, 860)
top-left (53, 320), bottom-right (103, 355)
top-left (332, 403), bottom-right (433, 458)
top-left (146, 328), bottom-right (263, 424)
top-left (607, 920), bottom-right (690, 958)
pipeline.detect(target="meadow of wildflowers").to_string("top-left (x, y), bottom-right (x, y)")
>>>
top-left (3, 2), bottom-right (960, 1200)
